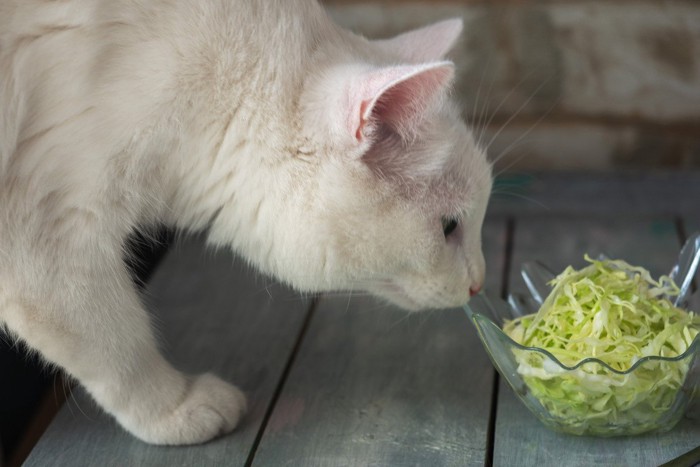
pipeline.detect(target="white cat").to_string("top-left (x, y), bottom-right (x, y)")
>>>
top-left (0, 0), bottom-right (492, 445)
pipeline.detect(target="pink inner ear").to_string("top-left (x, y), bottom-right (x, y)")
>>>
top-left (354, 63), bottom-right (454, 141)
top-left (357, 99), bottom-right (372, 141)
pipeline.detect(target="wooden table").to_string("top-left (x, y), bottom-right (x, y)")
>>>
top-left (23, 172), bottom-right (700, 466)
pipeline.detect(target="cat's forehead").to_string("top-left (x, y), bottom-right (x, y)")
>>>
top-left (381, 150), bottom-right (488, 223)
top-left (415, 113), bottom-right (491, 213)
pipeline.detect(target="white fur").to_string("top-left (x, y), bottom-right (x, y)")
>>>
top-left (0, 0), bottom-right (492, 445)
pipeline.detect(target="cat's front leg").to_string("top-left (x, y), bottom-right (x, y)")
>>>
top-left (2, 261), bottom-right (246, 445)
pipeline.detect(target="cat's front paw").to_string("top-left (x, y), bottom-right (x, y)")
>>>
top-left (125, 373), bottom-right (247, 445)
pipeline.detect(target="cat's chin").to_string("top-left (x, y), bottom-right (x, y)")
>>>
top-left (367, 282), bottom-right (468, 312)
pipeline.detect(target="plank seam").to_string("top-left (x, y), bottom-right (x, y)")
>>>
top-left (485, 216), bottom-right (515, 467)
top-left (244, 296), bottom-right (320, 466)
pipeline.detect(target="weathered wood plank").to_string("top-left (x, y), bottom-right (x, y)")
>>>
top-left (250, 218), bottom-right (507, 466)
top-left (489, 171), bottom-right (700, 217)
top-left (23, 235), bottom-right (312, 467)
top-left (493, 216), bottom-right (700, 467)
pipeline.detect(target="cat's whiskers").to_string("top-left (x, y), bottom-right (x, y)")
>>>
top-left (61, 376), bottom-right (73, 406)
top-left (490, 189), bottom-right (551, 210)
top-left (487, 95), bottom-right (558, 212)
top-left (319, 290), bottom-right (379, 300)
top-left (468, 65), bottom-right (531, 153)
top-left (62, 379), bottom-right (79, 419)
top-left (469, 51), bottom-right (493, 150)
top-left (474, 59), bottom-right (507, 153)
top-left (475, 70), bottom-right (537, 153)
top-left (491, 97), bottom-right (559, 172)
top-left (484, 76), bottom-right (552, 156)
top-left (59, 372), bottom-right (92, 422)
top-left (264, 283), bottom-right (274, 299)
top-left (466, 73), bottom-right (559, 196)
top-left (344, 288), bottom-right (354, 314)
top-left (415, 308), bottom-right (438, 331)
top-left (53, 374), bottom-right (63, 414)
top-left (388, 311), bottom-right (411, 329)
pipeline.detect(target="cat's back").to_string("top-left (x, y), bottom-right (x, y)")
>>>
top-left (0, 0), bottom-right (326, 176)
top-left (0, 0), bottom-right (180, 179)
top-left (0, 0), bottom-right (115, 174)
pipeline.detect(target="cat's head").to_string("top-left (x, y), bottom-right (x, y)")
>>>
top-left (297, 18), bottom-right (492, 310)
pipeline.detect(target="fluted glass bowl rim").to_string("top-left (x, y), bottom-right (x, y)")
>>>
top-left (466, 231), bottom-right (700, 375)
top-left (464, 293), bottom-right (700, 375)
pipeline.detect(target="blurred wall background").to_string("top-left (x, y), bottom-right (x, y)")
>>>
top-left (324, 0), bottom-right (700, 172)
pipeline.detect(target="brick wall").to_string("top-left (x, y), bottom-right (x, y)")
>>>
top-left (323, 0), bottom-right (700, 171)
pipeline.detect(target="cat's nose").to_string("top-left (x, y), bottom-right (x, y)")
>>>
top-left (469, 284), bottom-right (482, 296)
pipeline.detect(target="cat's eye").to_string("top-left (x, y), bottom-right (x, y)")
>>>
top-left (441, 217), bottom-right (459, 238)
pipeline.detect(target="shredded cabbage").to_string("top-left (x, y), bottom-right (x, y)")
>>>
top-left (503, 256), bottom-right (700, 435)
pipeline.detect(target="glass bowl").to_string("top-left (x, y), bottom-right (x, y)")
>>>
top-left (464, 233), bottom-right (700, 437)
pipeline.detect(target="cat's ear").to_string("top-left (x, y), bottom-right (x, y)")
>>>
top-left (349, 62), bottom-right (454, 143)
top-left (375, 18), bottom-right (463, 63)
